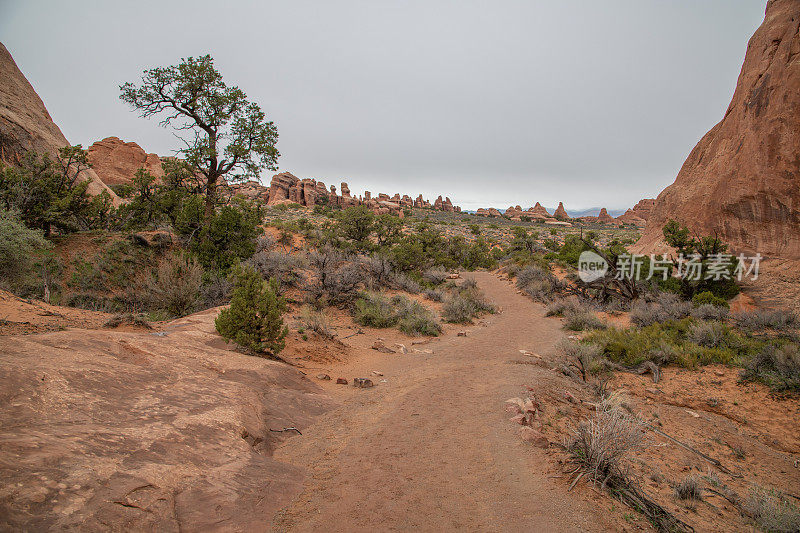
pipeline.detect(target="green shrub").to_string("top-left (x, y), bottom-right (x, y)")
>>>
top-left (354, 292), bottom-right (398, 328)
top-left (0, 208), bottom-right (52, 286)
top-left (190, 204), bottom-right (260, 273)
top-left (692, 290), bottom-right (729, 308)
top-left (353, 292), bottom-right (441, 336)
top-left (215, 265), bottom-right (288, 355)
top-left (442, 281), bottom-right (495, 323)
top-left (515, 265), bottom-right (560, 301)
top-left (734, 309), bottom-right (798, 332)
top-left (740, 343), bottom-right (800, 392)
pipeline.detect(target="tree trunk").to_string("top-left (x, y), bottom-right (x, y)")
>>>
top-left (204, 174), bottom-right (218, 222)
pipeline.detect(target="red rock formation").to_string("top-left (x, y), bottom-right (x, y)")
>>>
top-left (267, 172), bottom-right (299, 205)
top-left (531, 202), bottom-right (550, 218)
top-left (0, 42), bottom-right (119, 203)
top-left (554, 202), bottom-right (570, 220)
top-left (87, 137), bottom-right (163, 186)
top-left (615, 209), bottom-right (646, 226)
top-left (634, 0), bottom-right (800, 259)
top-left (630, 199), bottom-right (655, 221)
top-left (597, 208), bottom-right (615, 224)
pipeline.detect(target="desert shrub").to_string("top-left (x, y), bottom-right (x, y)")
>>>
top-left (300, 305), bottom-right (334, 338)
top-left (423, 289), bottom-right (444, 302)
top-left (394, 297), bottom-right (442, 336)
top-left (734, 309), bottom-right (798, 332)
top-left (687, 321), bottom-right (727, 348)
top-left (189, 204), bottom-right (260, 273)
top-left (743, 487), bottom-right (800, 533)
top-left (673, 475), bottom-right (702, 503)
top-left (422, 269), bottom-right (448, 285)
top-left (691, 303), bottom-right (729, 321)
top-left (353, 292), bottom-right (440, 336)
top-left (215, 265), bottom-right (288, 355)
top-left (353, 292), bottom-right (399, 328)
top-left (630, 293), bottom-right (692, 327)
top-left (308, 246), bottom-right (362, 304)
top-left (442, 281), bottom-right (495, 323)
top-left (391, 272), bottom-right (422, 294)
top-left (515, 265), bottom-right (560, 301)
top-left (556, 339), bottom-right (605, 377)
top-left (247, 250), bottom-right (304, 288)
top-left (360, 255), bottom-right (393, 288)
top-left (740, 343), bottom-right (800, 392)
top-left (568, 400), bottom-right (644, 480)
top-left (147, 252), bottom-right (203, 317)
top-left (0, 208), bottom-right (52, 286)
top-left (546, 296), bottom-right (585, 317)
top-left (563, 310), bottom-right (607, 331)
top-left (692, 290), bottom-right (729, 308)
top-left (199, 271), bottom-right (232, 308)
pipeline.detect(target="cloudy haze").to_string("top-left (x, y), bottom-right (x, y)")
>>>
top-left (0, 1), bottom-right (765, 211)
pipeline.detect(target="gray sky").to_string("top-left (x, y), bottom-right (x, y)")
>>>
top-left (0, 1), bottom-right (765, 211)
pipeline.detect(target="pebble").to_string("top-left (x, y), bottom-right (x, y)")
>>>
top-left (316, 373), bottom-right (331, 381)
top-left (336, 378), bottom-right (348, 385)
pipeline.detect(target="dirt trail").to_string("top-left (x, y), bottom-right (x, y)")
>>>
top-left (273, 272), bottom-right (618, 532)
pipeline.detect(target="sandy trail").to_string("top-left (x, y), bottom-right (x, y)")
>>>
top-left (272, 271), bottom-right (617, 532)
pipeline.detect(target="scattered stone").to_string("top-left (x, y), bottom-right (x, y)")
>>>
top-left (316, 373), bottom-right (331, 381)
top-left (380, 379), bottom-right (388, 383)
top-left (336, 378), bottom-right (348, 385)
top-left (518, 427), bottom-right (549, 448)
top-left (352, 378), bottom-right (374, 388)
top-left (519, 350), bottom-right (542, 359)
top-left (457, 332), bottom-right (467, 337)
top-left (412, 348), bottom-right (433, 354)
top-left (686, 410), bottom-right (700, 418)
top-left (509, 414), bottom-right (527, 425)
top-left (645, 387), bottom-right (659, 395)
top-left (564, 391), bottom-right (578, 404)
top-left (714, 370), bottom-right (725, 377)
top-left (371, 371), bottom-right (383, 376)
top-left (394, 343), bottom-right (408, 354)
top-left (371, 339), bottom-right (395, 353)
top-left (447, 273), bottom-right (460, 279)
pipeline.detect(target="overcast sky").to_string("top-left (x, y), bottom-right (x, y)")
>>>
top-left (0, 1), bottom-right (765, 211)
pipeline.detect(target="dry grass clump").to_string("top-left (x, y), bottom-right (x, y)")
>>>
top-left (146, 252), bottom-right (202, 317)
top-left (423, 289), bottom-right (444, 302)
top-left (545, 296), bottom-right (584, 317)
top-left (687, 321), bottom-right (727, 348)
top-left (743, 487), bottom-right (800, 533)
top-left (300, 306), bottom-right (334, 338)
top-left (673, 475), bottom-right (703, 506)
top-left (740, 343), bottom-right (800, 392)
top-left (353, 292), bottom-right (441, 336)
top-left (567, 397), bottom-right (644, 482)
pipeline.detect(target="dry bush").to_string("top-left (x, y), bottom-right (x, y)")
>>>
top-left (307, 246), bottom-right (361, 304)
top-left (567, 400), bottom-right (645, 481)
top-left (743, 487), bottom-right (800, 533)
top-left (734, 309), bottom-right (799, 332)
top-left (515, 265), bottom-right (561, 301)
top-left (741, 343), bottom-right (800, 392)
top-left (147, 252), bottom-right (203, 317)
top-left (423, 289), bottom-right (444, 302)
top-left (199, 271), bottom-right (232, 308)
top-left (563, 309), bottom-right (606, 331)
top-left (691, 303), bottom-right (729, 321)
top-left (442, 283), bottom-right (495, 324)
top-left (422, 269), bottom-right (448, 285)
top-left (687, 321), bottom-right (726, 348)
top-left (391, 272), bottom-right (422, 294)
top-left (248, 250), bottom-right (304, 288)
top-left (360, 255), bottom-right (393, 288)
top-left (557, 338), bottom-right (605, 379)
top-left (546, 296), bottom-right (585, 317)
top-left (630, 293), bottom-right (692, 327)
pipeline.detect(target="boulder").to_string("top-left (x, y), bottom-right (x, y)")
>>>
top-left (86, 136), bottom-right (164, 186)
top-left (634, 0), bottom-right (800, 259)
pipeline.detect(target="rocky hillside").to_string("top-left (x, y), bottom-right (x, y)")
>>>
top-left (87, 136), bottom-right (164, 186)
top-left (634, 0), bottom-right (800, 258)
top-left (0, 42), bottom-right (118, 203)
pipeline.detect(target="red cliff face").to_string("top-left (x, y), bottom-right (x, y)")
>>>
top-left (0, 42), bottom-right (118, 203)
top-left (634, 0), bottom-right (800, 259)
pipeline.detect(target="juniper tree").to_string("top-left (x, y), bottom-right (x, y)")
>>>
top-left (120, 55), bottom-right (279, 221)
